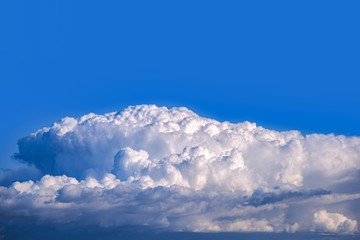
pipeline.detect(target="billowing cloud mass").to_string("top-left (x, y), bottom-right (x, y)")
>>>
top-left (313, 210), bottom-right (358, 233)
top-left (1, 105), bottom-right (360, 235)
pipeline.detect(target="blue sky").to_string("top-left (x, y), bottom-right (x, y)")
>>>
top-left (1, 1), bottom-right (360, 167)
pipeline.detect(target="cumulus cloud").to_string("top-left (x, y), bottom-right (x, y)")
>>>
top-left (313, 210), bottom-right (358, 233)
top-left (1, 105), bottom-right (360, 235)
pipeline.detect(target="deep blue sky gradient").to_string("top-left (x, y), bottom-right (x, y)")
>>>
top-left (1, 1), bottom-right (359, 167)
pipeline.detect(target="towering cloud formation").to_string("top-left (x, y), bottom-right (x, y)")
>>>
top-left (1, 105), bottom-right (360, 234)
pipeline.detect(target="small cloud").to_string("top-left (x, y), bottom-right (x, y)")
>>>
top-left (313, 210), bottom-right (358, 233)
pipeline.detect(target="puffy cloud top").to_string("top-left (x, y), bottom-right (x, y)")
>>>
top-left (313, 210), bottom-right (358, 233)
top-left (2, 105), bottom-right (360, 234)
top-left (14, 105), bottom-right (360, 193)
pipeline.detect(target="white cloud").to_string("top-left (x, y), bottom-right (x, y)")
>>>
top-left (13, 105), bottom-right (360, 192)
top-left (313, 210), bottom-right (358, 233)
top-left (1, 105), bottom-right (360, 234)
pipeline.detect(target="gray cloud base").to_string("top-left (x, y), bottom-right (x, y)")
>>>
top-left (1, 105), bottom-right (360, 234)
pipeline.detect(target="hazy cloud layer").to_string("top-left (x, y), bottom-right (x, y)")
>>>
top-left (1, 105), bottom-right (360, 234)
